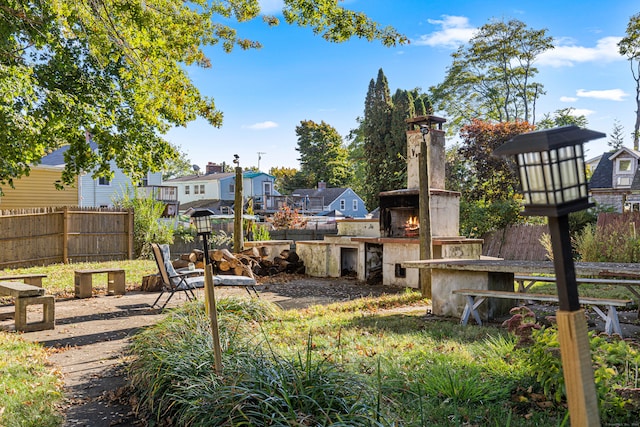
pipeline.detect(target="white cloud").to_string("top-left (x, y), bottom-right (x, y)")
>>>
top-left (258, 0), bottom-right (283, 15)
top-left (560, 96), bottom-right (578, 102)
top-left (245, 121), bottom-right (279, 130)
top-left (537, 36), bottom-right (623, 67)
top-left (568, 108), bottom-right (595, 117)
top-left (414, 15), bottom-right (476, 49)
top-left (576, 88), bottom-right (628, 101)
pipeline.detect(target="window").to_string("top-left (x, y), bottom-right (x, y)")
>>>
top-left (199, 184), bottom-right (205, 194)
top-left (618, 159), bottom-right (633, 173)
top-left (263, 181), bottom-right (272, 195)
top-left (352, 200), bottom-right (358, 211)
top-left (340, 199), bottom-right (346, 210)
top-left (229, 183), bottom-right (235, 192)
top-left (185, 185), bottom-right (190, 195)
top-left (194, 185), bottom-right (199, 195)
top-left (618, 176), bottom-right (632, 187)
top-left (98, 176), bottom-right (110, 186)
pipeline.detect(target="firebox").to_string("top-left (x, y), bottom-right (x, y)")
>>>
top-left (379, 189), bottom-right (420, 238)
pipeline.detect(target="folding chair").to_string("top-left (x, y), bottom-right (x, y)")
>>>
top-left (150, 243), bottom-right (205, 311)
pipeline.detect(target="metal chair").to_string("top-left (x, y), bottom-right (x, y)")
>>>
top-left (150, 243), bottom-right (204, 310)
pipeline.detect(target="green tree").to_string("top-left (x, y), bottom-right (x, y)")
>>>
top-left (361, 69), bottom-right (392, 210)
top-left (162, 144), bottom-right (196, 180)
top-left (295, 120), bottom-right (352, 188)
top-left (269, 166), bottom-right (307, 194)
top-left (608, 119), bottom-right (626, 150)
top-left (0, 0), bottom-right (406, 192)
top-left (618, 12), bottom-right (640, 150)
top-left (430, 19), bottom-right (553, 132)
top-left (536, 107), bottom-right (588, 130)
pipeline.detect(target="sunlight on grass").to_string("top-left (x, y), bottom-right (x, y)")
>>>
top-left (0, 332), bottom-right (64, 427)
top-left (0, 260), bottom-right (157, 297)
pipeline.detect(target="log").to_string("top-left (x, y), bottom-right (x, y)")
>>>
top-left (258, 246), bottom-right (270, 258)
top-left (241, 247), bottom-right (260, 258)
top-left (188, 252), bottom-right (198, 263)
top-left (192, 248), bottom-right (204, 261)
top-left (172, 259), bottom-right (190, 269)
top-left (218, 260), bottom-right (231, 272)
top-left (179, 253), bottom-right (192, 261)
top-left (233, 266), bottom-right (245, 276)
top-left (286, 251), bottom-right (299, 263)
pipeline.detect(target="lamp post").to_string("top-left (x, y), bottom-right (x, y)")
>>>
top-left (190, 208), bottom-right (223, 375)
top-left (494, 125), bottom-right (605, 426)
top-left (191, 208), bottom-right (215, 264)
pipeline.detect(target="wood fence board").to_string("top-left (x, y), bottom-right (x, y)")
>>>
top-left (0, 207), bottom-right (132, 268)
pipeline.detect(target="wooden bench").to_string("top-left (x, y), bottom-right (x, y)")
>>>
top-left (452, 288), bottom-right (633, 337)
top-left (0, 281), bottom-right (55, 332)
top-left (74, 269), bottom-right (126, 298)
top-left (0, 274), bottom-right (47, 287)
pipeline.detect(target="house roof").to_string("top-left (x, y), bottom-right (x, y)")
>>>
top-left (40, 141), bottom-right (99, 167)
top-left (166, 173), bottom-right (235, 183)
top-left (292, 187), bottom-right (349, 203)
top-left (608, 147), bottom-right (640, 161)
top-left (179, 199), bottom-right (234, 214)
top-left (589, 151), bottom-right (616, 189)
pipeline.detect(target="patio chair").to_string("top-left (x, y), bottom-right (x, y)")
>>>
top-left (151, 243), bottom-right (205, 310)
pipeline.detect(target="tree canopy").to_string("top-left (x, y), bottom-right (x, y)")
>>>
top-left (295, 119), bottom-right (352, 188)
top-left (0, 0), bottom-right (406, 191)
top-left (618, 12), bottom-right (640, 150)
top-left (430, 19), bottom-right (553, 132)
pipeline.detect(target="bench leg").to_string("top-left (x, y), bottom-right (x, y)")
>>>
top-left (591, 305), bottom-right (623, 337)
top-left (107, 271), bottom-right (126, 295)
top-left (74, 272), bottom-right (93, 298)
top-left (460, 295), bottom-right (484, 326)
top-left (15, 295), bottom-right (55, 332)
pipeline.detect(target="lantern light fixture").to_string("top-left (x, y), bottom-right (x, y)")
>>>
top-left (494, 125), bottom-right (604, 217)
top-left (191, 208), bottom-right (215, 236)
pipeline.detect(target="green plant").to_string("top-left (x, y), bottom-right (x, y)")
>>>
top-left (113, 185), bottom-right (174, 258)
top-left (0, 332), bottom-right (64, 427)
top-left (250, 223), bottom-right (271, 241)
top-left (173, 223), bottom-right (195, 243)
top-left (574, 222), bottom-right (640, 263)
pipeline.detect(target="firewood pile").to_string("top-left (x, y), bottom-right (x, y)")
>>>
top-left (172, 247), bottom-right (305, 278)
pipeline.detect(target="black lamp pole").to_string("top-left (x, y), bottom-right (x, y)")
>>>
top-left (495, 125), bottom-right (605, 426)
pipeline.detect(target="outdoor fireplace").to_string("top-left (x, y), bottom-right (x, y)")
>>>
top-left (379, 189), bottom-right (420, 238)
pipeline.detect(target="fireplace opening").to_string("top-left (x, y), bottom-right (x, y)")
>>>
top-left (340, 247), bottom-right (357, 277)
top-left (379, 189), bottom-right (420, 238)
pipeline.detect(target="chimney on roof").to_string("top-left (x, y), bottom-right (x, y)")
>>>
top-left (318, 181), bottom-right (326, 190)
top-left (206, 162), bottom-right (223, 175)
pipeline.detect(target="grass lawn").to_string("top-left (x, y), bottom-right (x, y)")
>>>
top-left (2, 261), bottom-right (640, 426)
top-left (0, 259), bottom-right (157, 298)
top-left (128, 294), bottom-right (640, 426)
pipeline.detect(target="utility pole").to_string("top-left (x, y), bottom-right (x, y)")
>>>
top-left (257, 152), bottom-right (266, 171)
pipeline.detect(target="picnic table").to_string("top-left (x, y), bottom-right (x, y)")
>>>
top-left (401, 259), bottom-right (640, 330)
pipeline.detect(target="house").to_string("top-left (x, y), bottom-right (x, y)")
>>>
top-left (0, 142), bottom-right (172, 211)
top-left (165, 163), bottom-right (280, 214)
top-left (291, 182), bottom-right (368, 218)
top-left (589, 147), bottom-right (640, 212)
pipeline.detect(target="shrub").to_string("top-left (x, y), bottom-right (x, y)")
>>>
top-left (574, 222), bottom-right (640, 262)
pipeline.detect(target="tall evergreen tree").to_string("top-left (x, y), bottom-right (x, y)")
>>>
top-left (619, 13), bottom-right (640, 150)
top-left (361, 69), bottom-right (393, 209)
top-left (295, 120), bottom-right (352, 188)
top-left (608, 119), bottom-right (626, 150)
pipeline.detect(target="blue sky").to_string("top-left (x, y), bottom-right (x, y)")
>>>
top-left (166, 0), bottom-right (639, 173)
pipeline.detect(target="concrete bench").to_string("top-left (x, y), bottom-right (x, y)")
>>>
top-left (452, 288), bottom-right (632, 337)
top-left (0, 281), bottom-right (55, 332)
top-left (74, 268), bottom-right (126, 298)
top-left (0, 273), bottom-right (47, 287)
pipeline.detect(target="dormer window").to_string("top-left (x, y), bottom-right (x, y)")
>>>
top-left (617, 159), bottom-right (633, 173)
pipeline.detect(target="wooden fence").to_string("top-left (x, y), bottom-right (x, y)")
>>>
top-left (0, 207), bottom-right (134, 269)
top-left (482, 224), bottom-right (550, 261)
